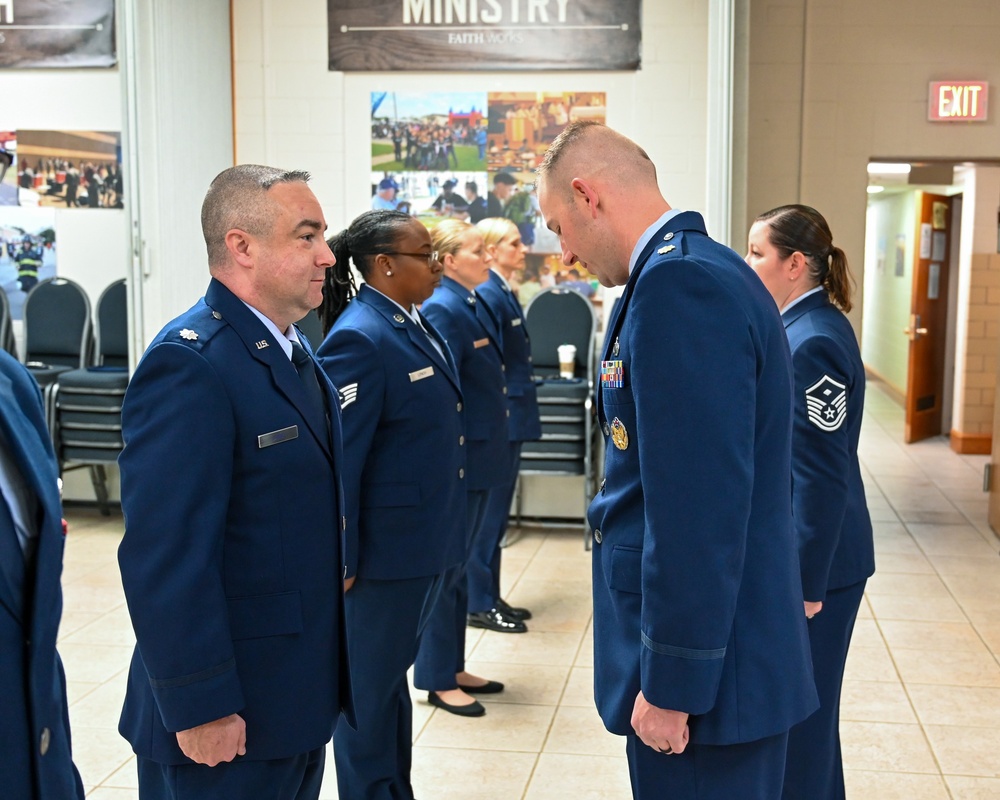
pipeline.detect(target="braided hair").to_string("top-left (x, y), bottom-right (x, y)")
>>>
top-left (318, 209), bottom-right (414, 335)
top-left (754, 204), bottom-right (855, 313)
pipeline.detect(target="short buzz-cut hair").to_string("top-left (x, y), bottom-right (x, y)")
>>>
top-left (201, 164), bottom-right (311, 268)
top-left (537, 121), bottom-right (655, 189)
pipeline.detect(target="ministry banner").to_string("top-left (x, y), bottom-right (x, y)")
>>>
top-left (329, 0), bottom-right (641, 71)
top-left (0, 0), bottom-right (116, 69)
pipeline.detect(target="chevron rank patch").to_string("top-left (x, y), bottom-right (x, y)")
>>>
top-left (338, 382), bottom-right (358, 410)
top-left (805, 375), bottom-right (846, 431)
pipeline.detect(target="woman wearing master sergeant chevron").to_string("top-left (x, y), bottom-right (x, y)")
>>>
top-left (746, 204), bottom-right (875, 800)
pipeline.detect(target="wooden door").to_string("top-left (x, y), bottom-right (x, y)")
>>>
top-left (904, 193), bottom-right (952, 443)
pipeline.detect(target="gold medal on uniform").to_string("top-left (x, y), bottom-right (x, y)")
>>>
top-left (610, 417), bottom-right (629, 451)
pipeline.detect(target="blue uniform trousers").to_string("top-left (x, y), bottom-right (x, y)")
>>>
top-left (136, 746), bottom-right (325, 800)
top-left (467, 442), bottom-right (520, 613)
top-left (626, 730), bottom-right (788, 800)
top-left (413, 489), bottom-right (490, 690)
top-left (782, 579), bottom-right (867, 800)
top-left (333, 574), bottom-right (442, 800)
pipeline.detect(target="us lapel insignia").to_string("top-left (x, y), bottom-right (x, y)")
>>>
top-left (393, 313), bottom-right (406, 323)
top-left (255, 340), bottom-right (269, 350)
top-left (179, 328), bottom-right (198, 341)
top-left (610, 417), bottom-right (629, 451)
top-left (466, 296), bottom-right (476, 305)
top-left (212, 310), bottom-right (223, 320)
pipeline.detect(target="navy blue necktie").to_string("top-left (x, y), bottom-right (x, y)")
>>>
top-left (290, 341), bottom-right (327, 423)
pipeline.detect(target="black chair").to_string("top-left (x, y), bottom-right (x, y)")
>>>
top-left (53, 279), bottom-right (128, 515)
top-left (93, 278), bottom-right (128, 367)
top-left (23, 277), bottom-right (93, 433)
top-left (0, 286), bottom-right (16, 357)
top-left (517, 287), bottom-right (599, 546)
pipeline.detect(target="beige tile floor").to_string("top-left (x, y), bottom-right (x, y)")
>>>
top-left (62, 382), bottom-right (1000, 798)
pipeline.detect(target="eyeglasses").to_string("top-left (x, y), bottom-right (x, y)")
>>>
top-left (382, 250), bottom-right (439, 265)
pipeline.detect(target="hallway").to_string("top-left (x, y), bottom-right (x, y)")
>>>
top-left (59, 382), bottom-right (1000, 798)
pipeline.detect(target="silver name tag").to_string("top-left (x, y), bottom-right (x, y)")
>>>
top-left (258, 425), bottom-right (298, 448)
top-left (511, 318), bottom-right (522, 327)
top-left (409, 366), bottom-right (435, 382)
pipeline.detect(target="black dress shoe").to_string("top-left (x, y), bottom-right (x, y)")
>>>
top-left (427, 692), bottom-right (486, 717)
top-left (497, 597), bottom-right (532, 621)
top-left (457, 679), bottom-right (505, 694)
top-left (467, 608), bottom-right (528, 633)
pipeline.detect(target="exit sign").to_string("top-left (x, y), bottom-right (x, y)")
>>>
top-left (929, 81), bottom-right (989, 121)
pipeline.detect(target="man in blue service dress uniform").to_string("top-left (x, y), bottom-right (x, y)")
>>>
top-left (117, 165), bottom-right (354, 800)
top-left (537, 122), bottom-right (818, 799)
top-left (0, 349), bottom-right (84, 800)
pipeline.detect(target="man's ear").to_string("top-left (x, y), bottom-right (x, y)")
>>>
top-left (570, 178), bottom-right (600, 220)
top-left (225, 229), bottom-right (254, 269)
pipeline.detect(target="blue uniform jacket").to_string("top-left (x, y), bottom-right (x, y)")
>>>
top-left (0, 351), bottom-right (84, 799)
top-left (317, 284), bottom-right (467, 581)
top-left (422, 276), bottom-right (510, 491)
top-left (588, 212), bottom-right (818, 745)
top-left (118, 278), bottom-right (354, 765)
top-left (475, 270), bottom-right (542, 442)
top-left (782, 291), bottom-right (875, 599)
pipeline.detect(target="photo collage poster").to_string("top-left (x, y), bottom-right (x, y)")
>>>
top-left (1, 129), bottom-right (123, 209)
top-left (370, 91), bottom-right (607, 306)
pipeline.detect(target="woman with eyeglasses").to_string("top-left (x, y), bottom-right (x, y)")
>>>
top-left (412, 219), bottom-right (510, 718)
top-left (745, 204), bottom-right (874, 800)
top-left (316, 209), bottom-right (467, 800)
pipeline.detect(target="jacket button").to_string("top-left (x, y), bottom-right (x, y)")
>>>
top-left (501, 365), bottom-right (506, 372)
top-left (457, 402), bottom-right (463, 412)
top-left (502, 387), bottom-right (507, 394)
top-left (593, 529), bottom-right (602, 544)
top-left (459, 468), bottom-right (465, 479)
top-left (459, 435), bottom-right (465, 446)
top-left (39, 727), bottom-right (50, 756)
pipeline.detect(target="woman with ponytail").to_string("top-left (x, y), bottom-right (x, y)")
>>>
top-left (316, 210), bottom-right (468, 799)
top-left (746, 204), bottom-right (875, 800)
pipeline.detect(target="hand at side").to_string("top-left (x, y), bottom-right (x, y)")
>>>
top-left (631, 691), bottom-right (690, 754)
top-left (176, 714), bottom-right (247, 766)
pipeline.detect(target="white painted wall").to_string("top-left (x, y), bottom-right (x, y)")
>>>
top-left (126, 0), bottom-right (234, 345)
top-left (233, 0), bottom-right (712, 233)
top-left (232, 0), bottom-right (714, 521)
top-left (862, 191), bottom-right (918, 394)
